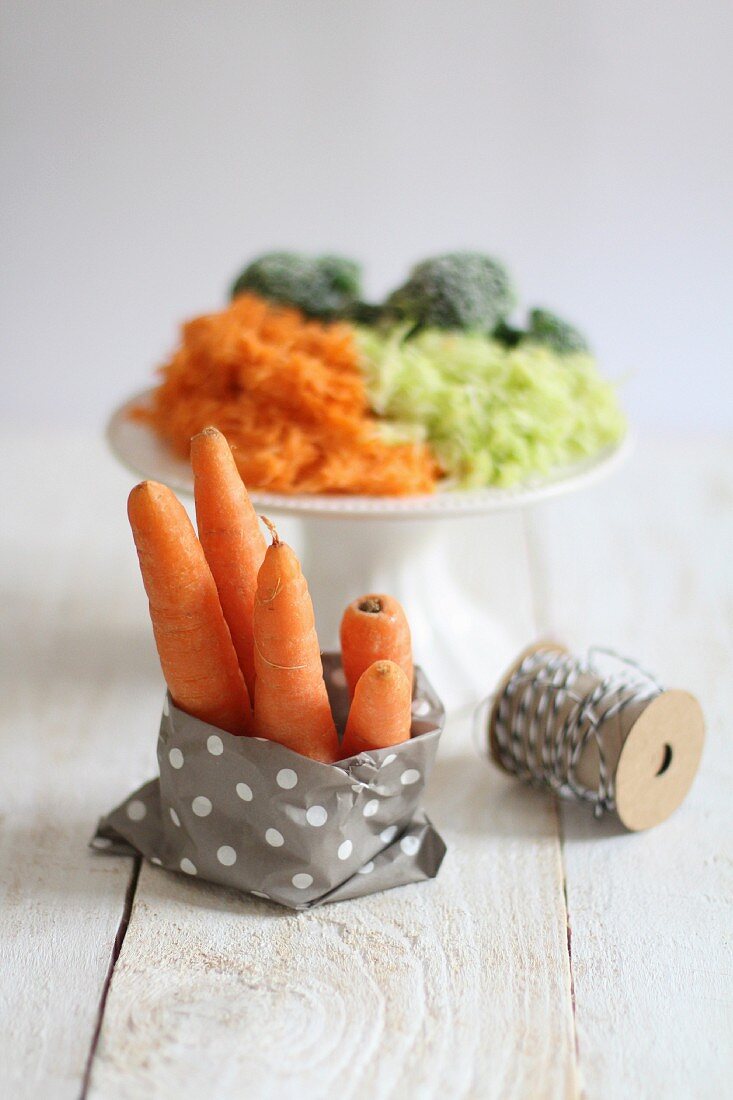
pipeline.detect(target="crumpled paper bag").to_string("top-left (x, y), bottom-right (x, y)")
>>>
top-left (92, 654), bottom-right (446, 908)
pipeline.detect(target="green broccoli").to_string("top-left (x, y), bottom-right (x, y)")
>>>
top-left (345, 300), bottom-right (385, 325)
top-left (230, 252), bottom-right (362, 319)
top-left (384, 251), bottom-right (515, 333)
top-left (525, 308), bottom-right (589, 354)
top-left (492, 320), bottom-right (524, 348)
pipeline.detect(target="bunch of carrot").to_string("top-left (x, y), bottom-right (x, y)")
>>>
top-left (128, 428), bottom-right (415, 763)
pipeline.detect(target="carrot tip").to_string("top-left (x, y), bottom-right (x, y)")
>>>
top-left (128, 479), bottom-right (166, 505)
top-left (358, 596), bottom-right (383, 614)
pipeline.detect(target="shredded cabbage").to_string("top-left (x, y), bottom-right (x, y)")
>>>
top-left (356, 326), bottom-right (626, 489)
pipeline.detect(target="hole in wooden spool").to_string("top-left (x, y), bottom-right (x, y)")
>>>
top-left (655, 743), bottom-right (673, 777)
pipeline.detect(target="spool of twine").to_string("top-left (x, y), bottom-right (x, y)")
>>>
top-left (486, 642), bottom-right (705, 830)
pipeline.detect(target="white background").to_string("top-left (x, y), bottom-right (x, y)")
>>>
top-left (2, 0), bottom-right (731, 432)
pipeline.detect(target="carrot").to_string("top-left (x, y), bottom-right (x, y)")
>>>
top-left (128, 480), bottom-right (251, 736)
top-left (191, 426), bottom-right (267, 700)
top-left (340, 661), bottom-right (412, 758)
top-left (253, 519), bottom-right (339, 762)
top-left (340, 594), bottom-right (413, 699)
top-left (138, 293), bottom-right (438, 496)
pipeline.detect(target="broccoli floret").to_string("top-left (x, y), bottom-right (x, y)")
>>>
top-left (345, 300), bottom-right (385, 325)
top-left (316, 255), bottom-right (361, 302)
top-left (525, 308), bottom-right (589, 354)
top-left (230, 252), bottom-right (362, 319)
top-left (384, 252), bottom-right (515, 332)
top-left (492, 320), bottom-right (524, 348)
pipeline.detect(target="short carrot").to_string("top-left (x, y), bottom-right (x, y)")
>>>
top-left (128, 480), bottom-right (251, 735)
top-left (191, 426), bottom-right (267, 700)
top-left (340, 594), bottom-right (413, 699)
top-left (340, 660), bottom-right (412, 758)
top-left (253, 519), bottom-right (339, 762)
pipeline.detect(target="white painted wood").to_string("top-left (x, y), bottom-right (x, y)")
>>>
top-left (0, 434), bottom-right (168, 1099)
top-left (87, 715), bottom-right (576, 1100)
top-left (527, 437), bottom-right (733, 1098)
top-left (5, 432), bottom-right (729, 1100)
top-left (87, 512), bottom-right (577, 1098)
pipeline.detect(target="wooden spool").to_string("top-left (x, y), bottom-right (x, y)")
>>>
top-left (488, 642), bottom-right (705, 831)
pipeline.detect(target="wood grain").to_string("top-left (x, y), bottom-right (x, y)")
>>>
top-left (5, 432), bottom-right (730, 1099)
top-left (527, 438), bottom-right (733, 1098)
top-left (88, 718), bottom-right (576, 1099)
top-left (87, 511), bottom-right (578, 1099)
top-left (0, 434), bottom-right (162, 1099)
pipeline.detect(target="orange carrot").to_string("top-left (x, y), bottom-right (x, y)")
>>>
top-left (128, 480), bottom-right (251, 735)
top-left (340, 661), bottom-right (412, 758)
top-left (191, 426), bottom-right (267, 700)
top-left (340, 594), bottom-right (413, 699)
top-left (138, 292), bottom-right (438, 496)
top-left (253, 519), bottom-right (338, 762)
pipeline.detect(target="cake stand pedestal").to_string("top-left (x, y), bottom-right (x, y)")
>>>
top-left (107, 391), bottom-right (629, 711)
top-left (296, 512), bottom-right (533, 710)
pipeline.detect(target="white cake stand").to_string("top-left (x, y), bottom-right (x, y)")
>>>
top-left (108, 390), bottom-right (631, 709)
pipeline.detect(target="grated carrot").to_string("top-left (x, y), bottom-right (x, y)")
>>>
top-left (137, 294), bottom-right (439, 495)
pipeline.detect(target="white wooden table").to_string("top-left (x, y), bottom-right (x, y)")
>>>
top-left (2, 433), bottom-right (731, 1099)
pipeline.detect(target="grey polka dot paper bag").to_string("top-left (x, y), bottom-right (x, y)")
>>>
top-left (92, 655), bottom-right (446, 909)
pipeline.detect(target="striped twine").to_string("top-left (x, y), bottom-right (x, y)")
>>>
top-left (490, 647), bottom-right (662, 816)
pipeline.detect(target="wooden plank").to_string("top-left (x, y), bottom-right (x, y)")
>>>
top-left (526, 437), bottom-right (733, 1098)
top-left (0, 434), bottom-right (164, 1099)
top-left (87, 514), bottom-right (578, 1099)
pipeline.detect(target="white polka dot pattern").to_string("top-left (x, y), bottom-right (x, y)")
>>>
top-left (305, 805), bottom-right (327, 827)
top-left (411, 698), bottom-right (432, 716)
top-left (99, 654), bottom-right (446, 910)
top-left (276, 768), bottom-right (298, 789)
